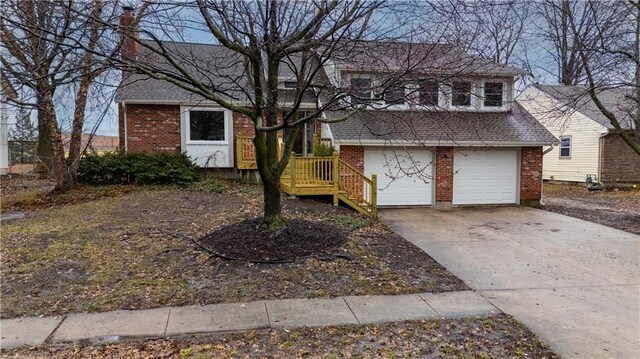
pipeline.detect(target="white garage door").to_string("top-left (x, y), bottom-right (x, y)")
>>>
top-left (453, 149), bottom-right (518, 205)
top-left (364, 147), bottom-right (433, 206)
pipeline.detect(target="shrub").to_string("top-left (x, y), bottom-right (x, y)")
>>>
top-left (313, 143), bottom-right (336, 157)
top-left (78, 151), bottom-right (200, 185)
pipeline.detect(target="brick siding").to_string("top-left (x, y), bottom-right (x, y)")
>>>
top-left (234, 111), bottom-right (255, 137)
top-left (338, 145), bottom-right (364, 172)
top-left (520, 147), bottom-right (543, 201)
top-left (435, 147), bottom-right (454, 202)
top-left (123, 104), bottom-right (181, 153)
top-left (601, 133), bottom-right (640, 184)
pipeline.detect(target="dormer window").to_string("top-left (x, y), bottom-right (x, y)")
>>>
top-left (350, 77), bottom-right (372, 105)
top-left (484, 82), bottom-right (504, 107)
top-left (384, 84), bottom-right (405, 105)
top-left (452, 81), bottom-right (472, 107)
top-left (284, 81), bottom-right (298, 89)
top-left (418, 79), bottom-right (439, 106)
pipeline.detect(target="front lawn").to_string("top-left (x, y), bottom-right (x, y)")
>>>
top-left (1, 180), bottom-right (466, 319)
top-left (542, 183), bottom-right (640, 235)
top-left (3, 315), bottom-right (558, 358)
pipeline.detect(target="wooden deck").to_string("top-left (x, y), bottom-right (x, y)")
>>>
top-left (235, 135), bottom-right (377, 215)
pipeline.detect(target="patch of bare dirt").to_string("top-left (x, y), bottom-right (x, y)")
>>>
top-left (1, 181), bottom-right (467, 319)
top-left (542, 183), bottom-right (640, 235)
top-left (3, 315), bottom-right (558, 358)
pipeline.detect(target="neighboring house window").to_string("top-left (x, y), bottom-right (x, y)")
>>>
top-left (483, 82), bottom-right (504, 107)
top-left (559, 136), bottom-right (571, 158)
top-left (189, 110), bottom-right (225, 141)
top-left (418, 79), bottom-right (439, 106)
top-left (452, 81), bottom-right (472, 106)
top-left (384, 83), bottom-right (405, 105)
top-left (350, 77), bottom-right (372, 105)
top-left (284, 81), bottom-right (298, 89)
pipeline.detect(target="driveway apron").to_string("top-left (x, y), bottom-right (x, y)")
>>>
top-left (381, 207), bottom-right (640, 359)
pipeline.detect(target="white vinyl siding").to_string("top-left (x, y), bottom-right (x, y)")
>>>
top-left (519, 87), bottom-right (606, 182)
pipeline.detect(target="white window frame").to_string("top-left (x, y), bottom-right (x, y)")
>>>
top-left (348, 74), bottom-right (376, 106)
top-left (450, 80), bottom-right (475, 110)
top-left (415, 79), bottom-right (440, 109)
top-left (382, 82), bottom-right (407, 107)
top-left (559, 135), bottom-right (571, 159)
top-left (481, 80), bottom-right (507, 110)
top-left (185, 107), bottom-right (231, 145)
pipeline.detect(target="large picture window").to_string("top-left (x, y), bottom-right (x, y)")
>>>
top-left (484, 82), bottom-right (504, 107)
top-left (452, 81), bottom-right (472, 107)
top-left (189, 110), bottom-right (226, 141)
top-left (559, 136), bottom-right (571, 158)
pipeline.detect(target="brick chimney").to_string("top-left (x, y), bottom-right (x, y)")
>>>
top-left (119, 6), bottom-right (139, 60)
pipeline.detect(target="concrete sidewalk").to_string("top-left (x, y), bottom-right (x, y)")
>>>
top-left (0, 290), bottom-right (498, 349)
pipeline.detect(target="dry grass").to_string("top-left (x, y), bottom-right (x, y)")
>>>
top-left (3, 315), bottom-right (558, 359)
top-left (1, 181), bottom-right (465, 319)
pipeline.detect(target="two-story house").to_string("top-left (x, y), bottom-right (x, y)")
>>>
top-left (115, 14), bottom-right (556, 211)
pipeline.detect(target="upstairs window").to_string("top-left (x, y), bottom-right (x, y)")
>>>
top-left (452, 81), bottom-right (472, 107)
top-left (484, 82), bottom-right (504, 107)
top-left (284, 81), bottom-right (298, 89)
top-left (559, 136), bottom-right (571, 158)
top-left (350, 77), bottom-right (372, 105)
top-left (383, 84), bottom-right (405, 105)
top-left (418, 79), bottom-right (439, 106)
top-left (189, 110), bottom-right (226, 142)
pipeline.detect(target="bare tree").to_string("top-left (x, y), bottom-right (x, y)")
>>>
top-left (569, 0), bottom-right (640, 155)
top-left (96, 1), bottom-right (416, 229)
top-left (537, 0), bottom-right (630, 85)
top-left (1, 0), bottom-right (117, 190)
top-left (429, 0), bottom-right (530, 67)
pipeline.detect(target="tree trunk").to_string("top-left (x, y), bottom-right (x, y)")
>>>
top-left (263, 174), bottom-right (284, 228)
top-left (38, 88), bottom-right (75, 192)
top-left (635, 0), bottom-right (640, 139)
top-left (36, 94), bottom-right (53, 171)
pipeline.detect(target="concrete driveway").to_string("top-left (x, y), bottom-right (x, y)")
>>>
top-left (380, 207), bottom-right (640, 359)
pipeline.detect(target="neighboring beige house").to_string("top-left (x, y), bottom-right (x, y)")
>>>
top-left (62, 133), bottom-right (119, 153)
top-left (519, 84), bottom-right (639, 185)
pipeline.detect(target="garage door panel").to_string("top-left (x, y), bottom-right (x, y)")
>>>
top-left (364, 147), bottom-right (433, 206)
top-left (453, 149), bottom-right (518, 205)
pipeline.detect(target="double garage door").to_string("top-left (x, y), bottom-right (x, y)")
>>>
top-left (363, 147), bottom-right (519, 206)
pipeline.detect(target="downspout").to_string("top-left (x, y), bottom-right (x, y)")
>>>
top-left (543, 144), bottom-right (555, 155)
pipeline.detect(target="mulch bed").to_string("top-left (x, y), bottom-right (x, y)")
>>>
top-left (198, 218), bottom-right (347, 263)
top-left (3, 315), bottom-right (558, 358)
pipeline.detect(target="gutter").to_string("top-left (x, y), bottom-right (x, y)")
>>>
top-left (334, 139), bottom-right (558, 147)
top-left (543, 144), bottom-right (554, 155)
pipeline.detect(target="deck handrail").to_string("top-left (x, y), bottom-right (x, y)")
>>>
top-left (289, 155), bottom-right (335, 187)
top-left (236, 135), bottom-right (285, 170)
top-left (338, 158), bottom-right (377, 216)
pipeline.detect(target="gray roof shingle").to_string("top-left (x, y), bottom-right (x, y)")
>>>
top-left (327, 102), bottom-right (557, 145)
top-left (116, 40), bottom-right (327, 105)
top-left (536, 85), bottom-right (636, 130)
top-left (327, 41), bottom-right (527, 77)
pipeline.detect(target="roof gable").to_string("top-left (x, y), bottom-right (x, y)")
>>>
top-left (534, 84), bottom-right (636, 131)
